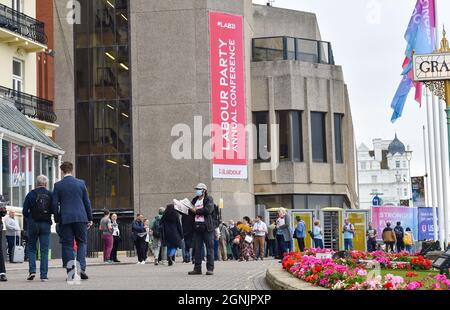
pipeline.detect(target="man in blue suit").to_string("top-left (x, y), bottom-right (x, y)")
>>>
top-left (52, 161), bottom-right (93, 281)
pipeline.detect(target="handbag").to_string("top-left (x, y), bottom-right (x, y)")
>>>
top-left (244, 235), bottom-right (253, 244)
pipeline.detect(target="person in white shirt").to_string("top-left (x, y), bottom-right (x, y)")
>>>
top-left (5, 211), bottom-right (21, 263)
top-left (252, 216), bottom-right (268, 260)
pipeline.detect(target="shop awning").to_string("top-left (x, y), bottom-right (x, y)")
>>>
top-left (0, 97), bottom-right (63, 154)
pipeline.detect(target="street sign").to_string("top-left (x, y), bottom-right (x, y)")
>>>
top-left (413, 53), bottom-right (450, 82)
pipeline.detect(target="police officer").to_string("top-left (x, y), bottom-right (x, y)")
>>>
top-left (188, 183), bottom-right (215, 276)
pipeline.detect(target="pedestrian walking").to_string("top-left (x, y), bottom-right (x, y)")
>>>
top-left (394, 221), bottom-right (405, 253)
top-left (131, 214), bottom-right (147, 264)
top-left (161, 204), bottom-right (183, 266)
top-left (22, 175), bottom-right (53, 281)
top-left (110, 213), bottom-right (121, 263)
top-left (275, 208), bottom-right (292, 259)
top-left (188, 183), bottom-right (215, 276)
top-left (342, 218), bottom-right (355, 251)
top-left (382, 222), bottom-right (396, 253)
top-left (52, 162), bottom-right (93, 281)
top-left (404, 227), bottom-right (414, 254)
top-left (100, 210), bottom-right (113, 264)
top-left (294, 217), bottom-right (306, 252)
top-left (252, 216), bottom-right (267, 260)
top-left (366, 223), bottom-right (377, 252)
top-left (150, 207), bottom-right (165, 265)
top-left (312, 220), bottom-right (324, 249)
top-left (4, 210), bottom-right (21, 263)
top-left (0, 195), bottom-right (8, 282)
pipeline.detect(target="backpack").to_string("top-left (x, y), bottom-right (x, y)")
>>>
top-left (394, 227), bottom-right (404, 239)
top-left (152, 217), bottom-right (162, 239)
top-left (403, 233), bottom-right (413, 246)
top-left (31, 191), bottom-right (52, 222)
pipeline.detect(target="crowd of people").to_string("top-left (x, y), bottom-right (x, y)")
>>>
top-left (0, 162), bottom-right (419, 283)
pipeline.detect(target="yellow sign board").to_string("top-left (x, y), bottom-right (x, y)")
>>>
top-left (345, 212), bottom-right (367, 251)
top-left (292, 212), bottom-right (313, 251)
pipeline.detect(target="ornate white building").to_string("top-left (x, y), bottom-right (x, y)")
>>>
top-left (357, 135), bottom-right (413, 209)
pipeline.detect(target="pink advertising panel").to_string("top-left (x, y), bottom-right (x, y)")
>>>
top-left (209, 11), bottom-right (247, 179)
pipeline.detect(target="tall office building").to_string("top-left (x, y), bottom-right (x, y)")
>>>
top-left (54, 0), bottom-right (358, 224)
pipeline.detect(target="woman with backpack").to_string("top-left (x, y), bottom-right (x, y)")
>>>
top-left (160, 204), bottom-right (183, 266)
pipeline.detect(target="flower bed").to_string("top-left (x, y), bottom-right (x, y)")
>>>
top-left (282, 249), bottom-right (449, 290)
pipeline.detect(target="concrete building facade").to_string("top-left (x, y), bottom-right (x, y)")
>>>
top-left (53, 0), bottom-right (358, 223)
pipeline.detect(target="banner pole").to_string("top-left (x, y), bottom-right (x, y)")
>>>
top-left (425, 89), bottom-right (439, 241)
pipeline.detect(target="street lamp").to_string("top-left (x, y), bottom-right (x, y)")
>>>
top-left (406, 150), bottom-right (413, 206)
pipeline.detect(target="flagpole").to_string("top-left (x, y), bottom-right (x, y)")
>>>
top-left (432, 0), bottom-right (447, 249)
top-left (425, 89), bottom-right (439, 241)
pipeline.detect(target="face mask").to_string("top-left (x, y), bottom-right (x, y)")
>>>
top-left (195, 190), bottom-right (203, 197)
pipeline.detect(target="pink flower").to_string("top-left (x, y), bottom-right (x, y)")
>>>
top-left (406, 281), bottom-right (423, 290)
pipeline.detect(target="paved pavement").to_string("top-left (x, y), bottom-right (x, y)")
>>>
top-left (1, 256), bottom-right (277, 290)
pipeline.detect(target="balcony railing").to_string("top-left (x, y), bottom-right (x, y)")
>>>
top-left (0, 85), bottom-right (57, 123)
top-left (0, 3), bottom-right (47, 45)
top-left (252, 36), bottom-right (335, 65)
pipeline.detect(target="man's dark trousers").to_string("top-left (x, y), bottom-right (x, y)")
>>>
top-left (0, 230), bottom-right (6, 273)
top-left (6, 235), bottom-right (19, 263)
top-left (60, 222), bottom-right (87, 272)
top-left (193, 225), bottom-right (214, 272)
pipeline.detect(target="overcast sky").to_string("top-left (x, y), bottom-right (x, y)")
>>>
top-left (253, 0), bottom-right (450, 177)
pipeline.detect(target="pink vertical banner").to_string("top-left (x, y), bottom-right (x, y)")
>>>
top-left (209, 11), bottom-right (247, 179)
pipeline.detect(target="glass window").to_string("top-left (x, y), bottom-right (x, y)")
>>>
top-left (253, 37), bottom-right (284, 62)
top-left (396, 161), bottom-right (400, 168)
top-left (92, 102), bottom-right (104, 155)
top-left (118, 154), bottom-right (131, 208)
top-left (253, 112), bottom-right (270, 161)
top-left (311, 112), bottom-right (327, 163)
top-left (334, 114), bottom-right (343, 163)
top-left (105, 156), bottom-right (119, 209)
top-left (371, 175), bottom-right (377, 183)
top-left (319, 41), bottom-right (330, 64)
top-left (91, 156), bottom-right (105, 210)
top-left (75, 0), bottom-right (132, 211)
top-left (361, 162), bottom-right (367, 170)
top-left (286, 37), bottom-right (295, 60)
top-left (278, 111), bottom-right (290, 160)
top-left (104, 101), bottom-right (118, 154)
top-left (76, 102), bottom-right (90, 155)
top-left (330, 196), bottom-right (344, 208)
top-left (296, 39), bottom-right (318, 63)
top-left (307, 195), bottom-right (331, 210)
top-left (34, 151), bottom-right (41, 180)
top-left (74, 0), bottom-right (90, 48)
top-left (292, 111), bottom-right (303, 162)
top-left (293, 195), bottom-right (307, 209)
top-left (76, 156), bottom-right (90, 192)
top-left (2, 140), bottom-right (9, 200)
top-left (118, 100), bottom-right (131, 153)
top-left (76, 49), bottom-right (90, 101)
top-left (255, 195), bottom-right (293, 210)
top-left (117, 46), bottom-right (130, 99)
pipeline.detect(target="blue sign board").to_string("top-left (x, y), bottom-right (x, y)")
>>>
top-left (418, 207), bottom-right (435, 241)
